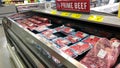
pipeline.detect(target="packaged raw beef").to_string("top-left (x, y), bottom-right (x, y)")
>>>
top-left (55, 26), bottom-right (65, 32)
top-left (25, 21), bottom-right (35, 27)
top-left (53, 38), bottom-right (71, 48)
top-left (27, 26), bottom-right (37, 31)
top-left (42, 29), bottom-right (57, 35)
top-left (61, 46), bottom-right (77, 58)
top-left (66, 35), bottom-right (80, 43)
top-left (115, 64), bottom-right (120, 68)
top-left (27, 18), bottom-right (42, 24)
top-left (70, 42), bottom-right (91, 55)
top-left (61, 27), bottom-right (74, 34)
top-left (45, 23), bottom-right (52, 27)
top-left (35, 26), bottom-right (48, 32)
top-left (32, 16), bottom-right (49, 23)
top-left (83, 35), bottom-right (100, 46)
top-left (43, 34), bottom-right (57, 40)
top-left (74, 31), bottom-right (88, 39)
top-left (80, 38), bottom-right (120, 68)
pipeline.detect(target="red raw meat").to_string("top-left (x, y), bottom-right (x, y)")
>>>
top-left (25, 21), bottom-right (35, 27)
top-left (70, 42), bottom-right (90, 55)
top-left (83, 35), bottom-right (100, 46)
top-left (32, 16), bottom-right (49, 23)
top-left (35, 26), bottom-right (48, 32)
top-left (80, 38), bottom-right (119, 68)
top-left (55, 26), bottom-right (64, 32)
top-left (54, 38), bottom-right (70, 48)
top-left (42, 29), bottom-right (56, 35)
top-left (27, 26), bottom-right (37, 31)
top-left (55, 27), bottom-right (62, 32)
top-left (62, 27), bottom-right (74, 34)
top-left (61, 46), bottom-right (76, 58)
top-left (66, 35), bottom-right (80, 43)
top-left (44, 34), bottom-right (57, 40)
top-left (27, 18), bottom-right (42, 24)
top-left (116, 64), bottom-right (120, 68)
top-left (45, 23), bottom-right (52, 26)
top-left (75, 31), bottom-right (88, 39)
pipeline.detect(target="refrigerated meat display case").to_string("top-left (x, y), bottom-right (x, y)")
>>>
top-left (2, 9), bottom-right (120, 68)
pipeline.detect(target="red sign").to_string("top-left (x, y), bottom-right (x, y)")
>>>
top-left (56, 0), bottom-right (90, 13)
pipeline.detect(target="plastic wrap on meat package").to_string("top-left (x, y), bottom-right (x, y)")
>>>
top-left (41, 29), bottom-right (57, 40)
top-left (27, 18), bottom-right (42, 24)
top-left (34, 25), bottom-right (48, 32)
top-left (83, 35), bottom-right (100, 46)
top-left (53, 38), bottom-right (71, 48)
top-left (61, 26), bottom-right (75, 34)
top-left (42, 29), bottom-right (57, 35)
top-left (32, 16), bottom-right (49, 23)
top-left (66, 35), bottom-right (81, 43)
top-left (43, 34), bottom-right (57, 40)
top-left (70, 42), bottom-right (92, 55)
top-left (73, 31), bottom-right (89, 39)
top-left (80, 38), bottom-right (120, 68)
top-left (55, 25), bottom-right (65, 32)
top-left (60, 46), bottom-right (77, 58)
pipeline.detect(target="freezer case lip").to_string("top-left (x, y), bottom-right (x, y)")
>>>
top-left (5, 27), bottom-right (46, 68)
top-left (4, 16), bottom-right (87, 68)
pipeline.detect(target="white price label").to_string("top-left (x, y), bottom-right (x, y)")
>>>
top-left (112, 41), bottom-right (120, 48)
top-left (78, 42), bottom-right (84, 46)
top-left (97, 49), bottom-right (107, 58)
top-left (90, 36), bottom-right (95, 39)
top-left (83, 33), bottom-right (87, 37)
top-left (73, 37), bottom-right (78, 40)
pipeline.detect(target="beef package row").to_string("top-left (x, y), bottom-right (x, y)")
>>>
top-left (9, 13), bottom-right (120, 68)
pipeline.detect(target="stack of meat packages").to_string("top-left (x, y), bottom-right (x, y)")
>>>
top-left (80, 38), bottom-right (120, 68)
top-left (15, 15), bottom-right (51, 31)
top-left (53, 29), bottom-right (92, 58)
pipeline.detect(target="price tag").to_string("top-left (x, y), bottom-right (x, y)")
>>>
top-left (71, 13), bottom-right (82, 19)
top-left (97, 49), bottom-right (107, 58)
top-left (61, 12), bottom-right (70, 16)
top-left (112, 41), bottom-right (120, 48)
top-left (51, 10), bottom-right (57, 14)
top-left (88, 15), bottom-right (104, 22)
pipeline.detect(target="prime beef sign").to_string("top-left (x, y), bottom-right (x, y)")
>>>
top-left (56, 0), bottom-right (90, 13)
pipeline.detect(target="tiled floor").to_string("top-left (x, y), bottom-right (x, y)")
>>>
top-left (0, 20), bottom-right (15, 68)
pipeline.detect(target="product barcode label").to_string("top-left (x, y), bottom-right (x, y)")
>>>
top-left (97, 49), bottom-right (107, 58)
top-left (112, 41), bottom-right (120, 48)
